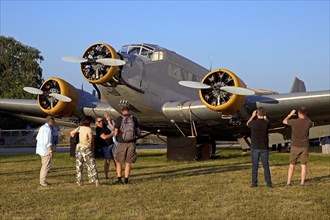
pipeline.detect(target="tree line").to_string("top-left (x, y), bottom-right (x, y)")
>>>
top-left (0, 36), bottom-right (44, 129)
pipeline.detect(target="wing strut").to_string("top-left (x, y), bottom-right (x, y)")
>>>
top-left (170, 119), bottom-right (186, 137)
top-left (189, 102), bottom-right (197, 137)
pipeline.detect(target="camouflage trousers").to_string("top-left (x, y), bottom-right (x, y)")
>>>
top-left (76, 146), bottom-right (99, 184)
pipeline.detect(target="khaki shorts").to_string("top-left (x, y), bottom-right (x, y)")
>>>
top-left (116, 142), bottom-right (137, 163)
top-left (289, 146), bottom-right (309, 165)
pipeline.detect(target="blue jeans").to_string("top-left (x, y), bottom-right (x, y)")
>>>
top-left (109, 144), bottom-right (117, 159)
top-left (102, 146), bottom-right (110, 159)
top-left (251, 148), bottom-right (272, 187)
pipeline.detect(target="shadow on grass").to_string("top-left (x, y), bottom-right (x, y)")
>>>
top-left (1, 150), bottom-right (328, 187)
top-left (137, 153), bottom-right (167, 158)
top-left (133, 163), bottom-right (251, 183)
top-left (133, 154), bottom-right (291, 184)
top-left (307, 174), bottom-right (330, 183)
top-left (0, 159), bottom-right (39, 164)
top-left (0, 157), bottom-right (39, 163)
top-left (214, 154), bottom-right (249, 160)
top-left (273, 174), bottom-right (330, 187)
top-left (0, 165), bottom-right (74, 178)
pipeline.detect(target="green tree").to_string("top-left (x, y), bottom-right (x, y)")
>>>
top-left (0, 36), bottom-right (44, 129)
top-left (0, 36), bottom-right (44, 98)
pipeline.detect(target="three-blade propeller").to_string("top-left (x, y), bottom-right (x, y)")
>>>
top-left (61, 56), bottom-right (126, 66)
top-left (178, 81), bottom-right (255, 96)
top-left (23, 87), bottom-right (72, 102)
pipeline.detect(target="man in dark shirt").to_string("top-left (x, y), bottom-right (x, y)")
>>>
top-left (283, 107), bottom-right (313, 186)
top-left (95, 117), bottom-right (114, 179)
top-left (114, 106), bottom-right (139, 184)
top-left (246, 107), bottom-right (272, 188)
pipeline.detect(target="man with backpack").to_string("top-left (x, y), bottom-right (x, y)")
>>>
top-left (114, 106), bottom-right (140, 184)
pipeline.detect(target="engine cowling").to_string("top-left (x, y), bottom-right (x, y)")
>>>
top-left (80, 43), bottom-right (119, 84)
top-left (38, 78), bottom-right (78, 116)
top-left (199, 69), bottom-right (246, 115)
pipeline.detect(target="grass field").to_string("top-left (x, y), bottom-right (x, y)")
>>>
top-left (0, 147), bottom-right (329, 220)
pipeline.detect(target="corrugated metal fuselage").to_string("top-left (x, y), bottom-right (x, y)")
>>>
top-left (97, 46), bottom-right (330, 139)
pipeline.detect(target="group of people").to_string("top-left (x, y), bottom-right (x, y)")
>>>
top-left (246, 107), bottom-right (313, 188)
top-left (35, 106), bottom-right (139, 187)
top-left (36, 106), bottom-right (312, 188)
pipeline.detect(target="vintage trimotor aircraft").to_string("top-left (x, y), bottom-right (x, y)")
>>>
top-left (1, 43), bottom-right (329, 158)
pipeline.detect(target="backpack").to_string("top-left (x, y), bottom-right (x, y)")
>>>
top-left (120, 115), bottom-right (136, 142)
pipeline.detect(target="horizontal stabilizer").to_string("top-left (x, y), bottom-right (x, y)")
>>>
top-left (290, 77), bottom-right (306, 93)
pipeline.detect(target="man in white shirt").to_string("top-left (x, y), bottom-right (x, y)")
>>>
top-left (36, 116), bottom-right (55, 187)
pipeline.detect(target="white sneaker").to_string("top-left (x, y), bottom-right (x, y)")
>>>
top-left (40, 182), bottom-right (49, 187)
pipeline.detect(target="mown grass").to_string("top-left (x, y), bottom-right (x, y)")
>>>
top-left (0, 147), bottom-right (329, 220)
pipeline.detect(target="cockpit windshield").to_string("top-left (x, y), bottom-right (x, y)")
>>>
top-left (120, 44), bottom-right (163, 61)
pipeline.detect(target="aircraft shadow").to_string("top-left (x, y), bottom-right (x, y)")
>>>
top-left (0, 157), bottom-right (39, 163)
top-left (133, 159), bottom-right (293, 184)
top-left (133, 163), bottom-right (251, 183)
top-left (0, 165), bottom-right (73, 175)
top-left (137, 153), bottom-right (166, 158)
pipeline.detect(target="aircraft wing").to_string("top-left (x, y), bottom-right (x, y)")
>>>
top-left (0, 78), bottom-right (121, 127)
top-left (161, 90), bottom-right (330, 138)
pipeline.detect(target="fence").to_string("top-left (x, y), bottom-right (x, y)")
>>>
top-left (0, 129), bottom-right (37, 147)
top-left (0, 128), bottom-right (166, 147)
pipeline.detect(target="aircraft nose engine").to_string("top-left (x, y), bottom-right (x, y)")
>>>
top-left (199, 69), bottom-right (247, 115)
top-left (80, 43), bottom-right (121, 84)
top-left (37, 78), bottom-right (78, 116)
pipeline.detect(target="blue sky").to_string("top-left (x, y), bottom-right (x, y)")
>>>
top-left (1, 0), bottom-right (329, 94)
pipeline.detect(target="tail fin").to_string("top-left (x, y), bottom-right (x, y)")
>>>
top-left (290, 77), bottom-right (306, 93)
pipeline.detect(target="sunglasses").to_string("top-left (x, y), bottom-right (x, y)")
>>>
top-left (97, 120), bottom-right (103, 123)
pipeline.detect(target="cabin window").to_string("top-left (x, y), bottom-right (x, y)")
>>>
top-left (152, 51), bottom-right (164, 61)
top-left (168, 63), bottom-right (200, 81)
top-left (120, 44), bottom-right (156, 60)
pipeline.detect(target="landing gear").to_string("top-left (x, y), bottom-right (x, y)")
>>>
top-left (271, 143), bottom-right (290, 152)
top-left (197, 136), bottom-right (216, 159)
top-left (210, 138), bottom-right (216, 158)
top-left (271, 143), bottom-right (282, 152)
top-left (166, 136), bottom-right (216, 161)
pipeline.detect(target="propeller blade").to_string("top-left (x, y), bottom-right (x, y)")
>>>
top-left (23, 87), bottom-right (43, 95)
top-left (49, 93), bottom-right (72, 102)
top-left (221, 86), bottom-right (255, 95)
top-left (96, 58), bottom-right (126, 66)
top-left (178, 81), bottom-right (211, 89)
top-left (61, 56), bottom-right (88, 63)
